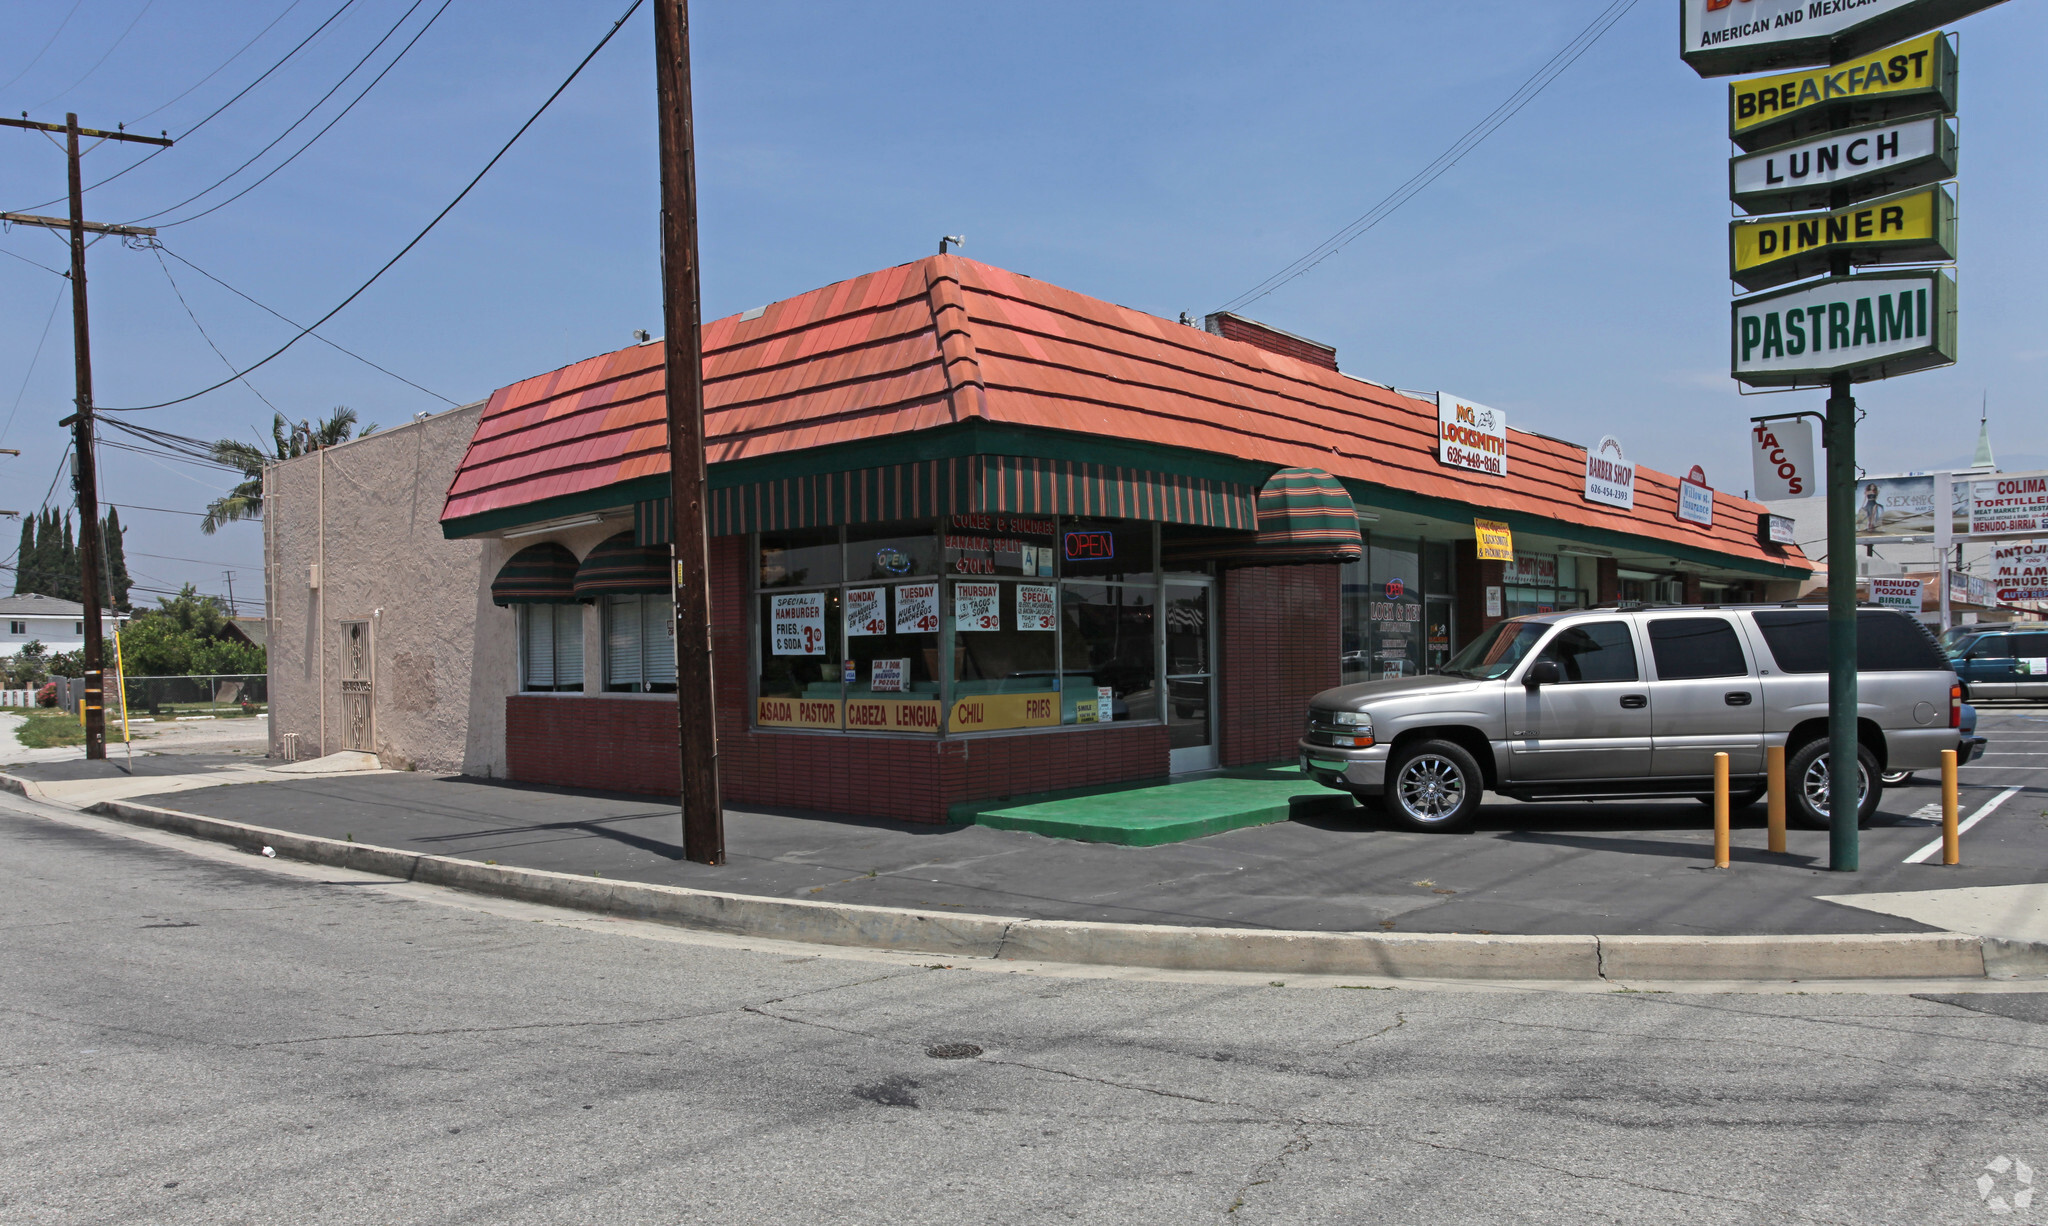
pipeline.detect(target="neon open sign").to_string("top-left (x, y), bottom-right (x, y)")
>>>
top-left (1063, 530), bottom-right (1114, 562)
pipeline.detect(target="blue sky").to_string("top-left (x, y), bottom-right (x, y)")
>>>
top-left (1, 0), bottom-right (2042, 604)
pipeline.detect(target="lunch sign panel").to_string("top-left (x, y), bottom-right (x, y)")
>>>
top-left (1729, 115), bottom-right (1955, 214)
top-left (1681, 0), bottom-right (2005, 78)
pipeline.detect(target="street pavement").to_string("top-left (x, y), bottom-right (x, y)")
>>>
top-left (3, 794), bottom-right (2046, 1225)
top-left (47, 706), bottom-right (2048, 939)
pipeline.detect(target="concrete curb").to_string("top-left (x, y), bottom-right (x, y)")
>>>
top-left (79, 796), bottom-right (2033, 983)
top-left (0, 770), bottom-right (46, 800)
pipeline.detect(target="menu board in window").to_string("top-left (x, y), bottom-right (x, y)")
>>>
top-left (943, 514), bottom-right (1057, 576)
top-left (955, 583), bottom-right (1000, 631)
top-left (844, 587), bottom-right (887, 637)
top-left (771, 592), bottom-right (826, 656)
top-left (894, 582), bottom-right (939, 633)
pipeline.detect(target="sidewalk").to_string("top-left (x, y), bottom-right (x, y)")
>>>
top-left (52, 759), bottom-right (2045, 939)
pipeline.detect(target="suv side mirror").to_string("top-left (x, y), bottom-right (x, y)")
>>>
top-left (1524, 659), bottom-right (1563, 688)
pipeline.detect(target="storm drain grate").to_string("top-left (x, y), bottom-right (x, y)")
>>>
top-left (925, 1042), bottom-right (983, 1060)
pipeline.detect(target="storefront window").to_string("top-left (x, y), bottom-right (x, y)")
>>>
top-left (604, 594), bottom-right (676, 693)
top-left (1368, 537), bottom-right (1423, 679)
top-left (756, 586), bottom-right (840, 722)
top-left (848, 520), bottom-right (940, 582)
top-left (1502, 551), bottom-right (1586, 617)
top-left (1061, 582), bottom-right (1157, 724)
top-left (519, 604), bottom-right (584, 692)
top-left (759, 528), bottom-right (841, 589)
top-left (1059, 518), bottom-right (1153, 583)
top-left (949, 577), bottom-right (1061, 732)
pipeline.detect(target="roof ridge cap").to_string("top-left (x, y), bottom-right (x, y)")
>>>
top-left (924, 255), bottom-right (988, 422)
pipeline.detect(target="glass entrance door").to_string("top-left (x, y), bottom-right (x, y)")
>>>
top-left (1424, 596), bottom-right (1455, 674)
top-left (1165, 579), bottom-right (1217, 773)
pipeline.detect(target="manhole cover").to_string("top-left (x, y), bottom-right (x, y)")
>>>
top-left (925, 1042), bottom-right (982, 1060)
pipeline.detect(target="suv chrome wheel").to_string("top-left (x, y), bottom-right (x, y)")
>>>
top-left (1396, 754), bottom-right (1467, 823)
top-left (1799, 754), bottom-right (1870, 819)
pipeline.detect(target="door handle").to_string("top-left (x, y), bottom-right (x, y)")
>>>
top-left (1724, 691), bottom-right (1753, 706)
top-left (1619, 695), bottom-right (1647, 709)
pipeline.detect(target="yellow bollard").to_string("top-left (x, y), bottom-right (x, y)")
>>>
top-left (1766, 744), bottom-right (1787, 854)
top-left (1713, 751), bottom-right (1731, 869)
top-left (1941, 748), bottom-right (1960, 866)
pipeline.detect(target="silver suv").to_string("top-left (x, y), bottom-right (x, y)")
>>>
top-left (1300, 605), bottom-right (1966, 833)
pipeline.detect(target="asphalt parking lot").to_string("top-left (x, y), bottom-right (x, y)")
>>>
top-left (64, 707), bottom-right (2044, 940)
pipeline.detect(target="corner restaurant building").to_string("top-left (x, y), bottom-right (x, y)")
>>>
top-left (284, 255), bottom-right (1810, 821)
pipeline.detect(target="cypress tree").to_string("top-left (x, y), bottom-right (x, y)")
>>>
top-left (57, 514), bottom-right (78, 602)
top-left (12, 515), bottom-right (31, 595)
top-left (100, 508), bottom-right (131, 610)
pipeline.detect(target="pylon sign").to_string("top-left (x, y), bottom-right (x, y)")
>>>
top-left (1681, 0), bottom-right (2007, 79)
top-left (1729, 184), bottom-right (1955, 292)
top-left (1730, 116), bottom-right (1956, 214)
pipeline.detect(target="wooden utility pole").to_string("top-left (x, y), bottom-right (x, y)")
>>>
top-left (653, 0), bottom-right (724, 864)
top-left (1, 114), bottom-right (171, 760)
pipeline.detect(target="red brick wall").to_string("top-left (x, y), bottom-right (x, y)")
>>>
top-left (505, 534), bottom-right (1171, 821)
top-left (1207, 314), bottom-right (1339, 371)
top-left (1218, 563), bottom-right (1339, 766)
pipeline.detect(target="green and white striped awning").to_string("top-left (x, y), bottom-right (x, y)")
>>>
top-left (1163, 467), bottom-right (1362, 565)
top-left (636, 455), bottom-right (1257, 543)
top-left (490, 541), bottom-right (580, 606)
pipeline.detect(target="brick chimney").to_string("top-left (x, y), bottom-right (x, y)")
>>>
top-left (1203, 311), bottom-right (1338, 371)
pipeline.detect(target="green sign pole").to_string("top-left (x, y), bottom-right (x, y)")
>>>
top-left (1825, 367), bottom-right (1860, 871)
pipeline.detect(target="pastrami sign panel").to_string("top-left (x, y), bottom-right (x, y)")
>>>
top-left (1681, 1), bottom-right (2004, 80)
top-left (1731, 271), bottom-right (1954, 387)
top-left (1437, 394), bottom-right (1507, 478)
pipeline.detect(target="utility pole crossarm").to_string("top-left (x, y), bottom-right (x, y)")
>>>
top-left (2, 211), bottom-right (155, 237)
top-left (0, 117), bottom-right (172, 146)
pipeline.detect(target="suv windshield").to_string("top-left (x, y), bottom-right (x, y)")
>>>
top-left (1442, 618), bottom-right (1549, 680)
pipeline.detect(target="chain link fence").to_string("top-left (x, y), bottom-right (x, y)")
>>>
top-left (115, 674), bottom-right (267, 719)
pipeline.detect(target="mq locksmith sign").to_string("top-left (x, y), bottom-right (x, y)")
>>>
top-left (1437, 394), bottom-right (1507, 477)
top-left (1728, 30), bottom-right (1955, 151)
top-left (1730, 115), bottom-right (1956, 214)
top-left (1681, 0), bottom-right (2006, 78)
top-left (1730, 183), bottom-right (1954, 291)
top-left (1732, 269), bottom-right (1955, 386)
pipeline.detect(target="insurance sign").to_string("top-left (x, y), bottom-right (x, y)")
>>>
top-left (1729, 185), bottom-right (1953, 292)
top-left (1730, 116), bottom-right (1955, 215)
top-left (1727, 31), bottom-right (1955, 152)
top-left (1681, 0), bottom-right (2004, 78)
top-left (1732, 270), bottom-right (1954, 387)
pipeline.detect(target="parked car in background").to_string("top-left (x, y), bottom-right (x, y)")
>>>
top-left (1300, 604), bottom-right (1963, 833)
top-left (1947, 627), bottom-right (2048, 700)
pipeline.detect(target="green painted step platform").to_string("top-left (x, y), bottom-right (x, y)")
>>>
top-left (956, 764), bottom-right (1355, 846)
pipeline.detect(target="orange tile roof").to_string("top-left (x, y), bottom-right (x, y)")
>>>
top-left (443, 255), bottom-right (1807, 571)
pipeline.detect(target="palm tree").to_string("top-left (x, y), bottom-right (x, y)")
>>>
top-left (202, 407), bottom-right (377, 534)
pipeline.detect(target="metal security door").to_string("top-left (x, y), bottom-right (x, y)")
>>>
top-left (337, 620), bottom-right (373, 752)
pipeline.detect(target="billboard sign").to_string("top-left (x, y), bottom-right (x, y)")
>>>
top-left (1969, 473), bottom-right (2048, 535)
top-left (1992, 541), bottom-right (2048, 603)
top-left (1869, 576), bottom-right (1925, 610)
top-left (1852, 473), bottom-right (1971, 539)
top-left (1732, 271), bottom-right (1954, 387)
top-left (1730, 116), bottom-right (1956, 215)
top-left (1681, 0), bottom-right (2003, 78)
top-left (1678, 465), bottom-right (1715, 526)
top-left (1727, 31), bottom-right (1956, 152)
top-left (1730, 185), bottom-right (1955, 292)
top-left (1751, 418), bottom-right (1816, 499)
top-left (1438, 394), bottom-right (1507, 477)
top-left (1583, 435), bottom-right (1636, 510)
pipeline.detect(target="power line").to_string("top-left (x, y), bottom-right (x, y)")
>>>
top-left (1214, 0), bottom-right (1644, 316)
top-left (158, 245), bottom-right (455, 403)
top-left (102, 0), bottom-right (647, 414)
top-left (125, 0), bottom-right (433, 227)
top-left (28, 0), bottom-right (158, 114)
top-left (154, 0), bottom-right (457, 230)
top-left (0, 0), bottom-right (85, 94)
top-left (4, 0), bottom-right (359, 214)
top-left (149, 244), bottom-right (279, 411)
top-left (131, 0), bottom-right (307, 125)
top-left (0, 243), bottom-right (67, 277)
top-left (0, 281), bottom-right (68, 447)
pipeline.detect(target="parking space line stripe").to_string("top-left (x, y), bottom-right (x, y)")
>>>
top-left (1903, 786), bottom-right (2025, 864)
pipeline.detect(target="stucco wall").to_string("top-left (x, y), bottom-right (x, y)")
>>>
top-left (266, 404), bottom-right (517, 774)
